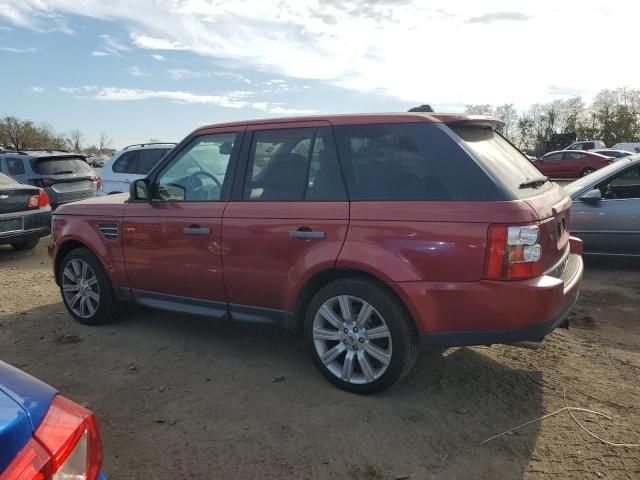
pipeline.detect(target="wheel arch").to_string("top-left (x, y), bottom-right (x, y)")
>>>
top-left (54, 239), bottom-right (93, 284)
top-left (294, 267), bottom-right (418, 336)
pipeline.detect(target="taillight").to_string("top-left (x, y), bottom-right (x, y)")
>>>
top-left (0, 396), bottom-right (103, 480)
top-left (484, 224), bottom-right (543, 280)
top-left (27, 190), bottom-right (50, 209)
top-left (92, 176), bottom-right (102, 190)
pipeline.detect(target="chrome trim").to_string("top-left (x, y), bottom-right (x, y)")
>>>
top-left (544, 244), bottom-right (570, 277)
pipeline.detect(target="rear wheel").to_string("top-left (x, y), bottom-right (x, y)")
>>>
top-left (305, 278), bottom-right (419, 394)
top-left (11, 239), bottom-right (39, 250)
top-left (581, 168), bottom-right (595, 177)
top-left (59, 248), bottom-right (120, 325)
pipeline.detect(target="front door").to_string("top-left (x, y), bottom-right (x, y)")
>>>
top-left (122, 128), bottom-right (244, 316)
top-left (222, 124), bottom-right (349, 322)
top-left (572, 164), bottom-right (640, 255)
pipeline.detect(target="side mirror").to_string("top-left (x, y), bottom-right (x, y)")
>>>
top-left (579, 189), bottom-right (602, 203)
top-left (131, 179), bottom-right (150, 201)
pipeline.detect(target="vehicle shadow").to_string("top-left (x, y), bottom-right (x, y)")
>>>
top-left (2, 303), bottom-right (543, 480)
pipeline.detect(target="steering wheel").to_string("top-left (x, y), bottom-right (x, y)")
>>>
top-left (186, 170), bottom-right (222, 200)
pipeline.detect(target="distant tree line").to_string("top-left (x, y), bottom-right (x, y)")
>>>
top-left (466, 87), bottom-right (640, 155)
top-left (0, 115), bottom-right (115, 156)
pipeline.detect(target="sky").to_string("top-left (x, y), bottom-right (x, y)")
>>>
top-left (0, 0), bottom-right (639, 148)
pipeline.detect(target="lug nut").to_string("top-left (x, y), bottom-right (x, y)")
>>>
top-left (358, 337), bottom-right (365, 343)
top-left (343, 328), bottom-right (348, 334)
top-left (353, 327), bottom-right (358, 333)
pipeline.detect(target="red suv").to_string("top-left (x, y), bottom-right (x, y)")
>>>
top-left (535, 150), bottom-right (614, 178)
top-left (49, 113), bottom-right (583, 393)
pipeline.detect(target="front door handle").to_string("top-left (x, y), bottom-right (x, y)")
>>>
top-left (289, 229), bottom-right (325, 239)
top-left (183, 226), bottom-right (210, 236)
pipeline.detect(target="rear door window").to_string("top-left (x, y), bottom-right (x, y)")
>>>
top-left (244, 127), bottom-right (345, 201)
top-left (136, 149), bottom-right (168, 175)
top-left (565, 152), bottom-right (584, 160)
top-left (31, 157), bottom-right (93, 175)
top-left (6, 158), bottom-right (26, 175)
top-left (112, 152), bottom-right (137, 174)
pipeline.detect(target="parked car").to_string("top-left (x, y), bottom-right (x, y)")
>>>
top-left (564, 154), bottom-right (640, 256)
top-left (0, 360), bottom-right (105, 479)
top-left (592, 149), bottom-right (634, 159)
top-left (49, 113), bottom-right (583, 394)
top-left (565, 140), bottom-right (606, 151)
top-left (98, 143), bottom-right (175, 195)
top-left (611, 142), bottom-right (640, 154)
top-left (0, 172), bottom-right (51, 250)
top-left (534, 150), bottom-right (614, 178)
top-left (0, 151), bottom-right (99, 208)
top-left (87, 156), bottom-right (107, 168)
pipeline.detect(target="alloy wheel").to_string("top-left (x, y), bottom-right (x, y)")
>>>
top-left (62, 258), bottom-right (100, 319)
top-left (312, 295), bottom-right (392, 384)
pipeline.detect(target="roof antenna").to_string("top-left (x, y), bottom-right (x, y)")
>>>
top-left (408, 104), bottom-right (434, 112)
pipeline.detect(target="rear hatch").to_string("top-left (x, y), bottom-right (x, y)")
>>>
top-left (0, 183), bottom-right (39, 215)
top-left (31, 156), bottom-right (96, 194)
top-left (448, 122), bottom-right (571, 272)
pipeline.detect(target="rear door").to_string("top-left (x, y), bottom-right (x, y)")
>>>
top-left (222, 123), bottom-right (349, 321)
top-left (563, 151), bottom-right (585, 177)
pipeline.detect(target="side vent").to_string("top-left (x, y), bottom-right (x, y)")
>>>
top-left (97, 222), bottom-right (119, 241)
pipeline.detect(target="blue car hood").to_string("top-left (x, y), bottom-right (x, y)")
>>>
top-left (0, 361), bottom-right (57, 474)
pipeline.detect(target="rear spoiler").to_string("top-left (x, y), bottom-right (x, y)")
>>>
top-left (444, 115), bottom-right (505, 131)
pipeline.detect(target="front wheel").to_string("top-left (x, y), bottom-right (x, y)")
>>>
top-left (59, 248), bottom-right (120, 325)
top-left (305, 278), bottom-right (419, 394)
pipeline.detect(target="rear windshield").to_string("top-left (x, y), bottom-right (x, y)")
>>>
top-left (31, 156), bottom-right (93, 175)
top-left (449, 126), bottom-right (551, 197)
top-left (0, 172), bottom-right (18, 186)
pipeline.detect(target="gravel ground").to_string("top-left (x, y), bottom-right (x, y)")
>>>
top-left (1, 240), bottom-right (639, 479)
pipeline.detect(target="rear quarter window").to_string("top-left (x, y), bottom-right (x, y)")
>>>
top-left (6, 158), bottom-right (26, 175)
top-left (31, 157), bottom-right (93, 175)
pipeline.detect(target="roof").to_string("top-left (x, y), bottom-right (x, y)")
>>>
top-left (1, 150), bottom-right (85, 158)
top-left (546, 150), bottom-right (611, 158)
top-left (194, 112), bottom-right (505, 133)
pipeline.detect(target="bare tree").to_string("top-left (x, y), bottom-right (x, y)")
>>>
top-left (98, 132), bottom-right (113, 154)
top-left (0, 116), bottom-right (39, 150)
top-left (67, 129), bottom-right (84, 152)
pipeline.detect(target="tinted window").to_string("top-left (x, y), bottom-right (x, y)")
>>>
top-left (31, 157), bottom-right (93, 175)
top-left (544, 153), bottom-right (563, 161)
top-left (585, 142), bottom-right (595, 150)
top-left (154, 132), bottom-right (238, 201)
top-left (244, 127), bottom-right (345, 201)
top-left (113, 151), bottom-right (136, 174)
top-left (334, 124), bottom-right (449, 200)
top-left (605, 166), bottom-right (640, 199)
top-left (6, 158), bottom-right (25, 175)
top-left (136, 149), bottom-right (169, 174)
top-left (565, 152), bottom-right (584, 160)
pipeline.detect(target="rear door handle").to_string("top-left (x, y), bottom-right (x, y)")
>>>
top-left (183, 226), bottom-right (210, 236)
top-left (289, 230), bottom-right (325, 239)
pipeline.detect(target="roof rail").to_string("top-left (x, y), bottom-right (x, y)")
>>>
top-left (1, 150), bottom-right (28, 155)
top-left (123, 142), bottom-right (177, 150)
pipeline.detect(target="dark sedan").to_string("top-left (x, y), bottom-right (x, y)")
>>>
top-left (0, 172), bottom-right (51, 250)
top-left (564, 155), bottom-right (640, 256)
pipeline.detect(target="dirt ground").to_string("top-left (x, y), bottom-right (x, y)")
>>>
top-left (1, 240), bottom-right (639, 479)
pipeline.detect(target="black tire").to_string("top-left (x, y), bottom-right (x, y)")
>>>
top-left (304, 277), bottom-right (419, 394)
top-left (11, 238), bottom-right (39, 250)
top-left (581, 168), bottom-right (595, 177)
top-left (58, 247), bottom-right (120, 325)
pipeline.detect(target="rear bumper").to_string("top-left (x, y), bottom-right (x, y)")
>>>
top-left (0, 210), bottom-right (51, 246)
top-left (389, 253), bottom-right (583, 348)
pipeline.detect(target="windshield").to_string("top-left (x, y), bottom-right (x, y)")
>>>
top-left (450, 126), bottom-right (550, 197)
top-left (31, 156), bottom-right (93, 175)
top-left (564, 155), bottom-right (640, 196)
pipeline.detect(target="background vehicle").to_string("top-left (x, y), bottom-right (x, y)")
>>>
top-left (49, 113), bottom-right (583, 394)
top-left (0, 360), bottom-right (105, 479)
top-left (0, 151), bottom-right (99, 208)
top-left (592, 149), bottom-right (634, 159)
top-left (0, 172), bottom-right (51, 250)
top-left (564, 155), bottom-right (640, 256)
top-left (98, 143), bottom-right (175, 195)
top-left (534, 150), bottom-right (614, 178)
top-left (565, 140), bottom-right (606, 151)
top-left (611, 142), bottom-right (640, 153)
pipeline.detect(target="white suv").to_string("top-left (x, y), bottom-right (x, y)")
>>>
top-left (565, 140), bottom-right (606, 151)
top-left (98, 143), bottom-right (175, 195)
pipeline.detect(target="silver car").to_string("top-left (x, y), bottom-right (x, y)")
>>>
top-left (564, 155), bottom-right (640, 256)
